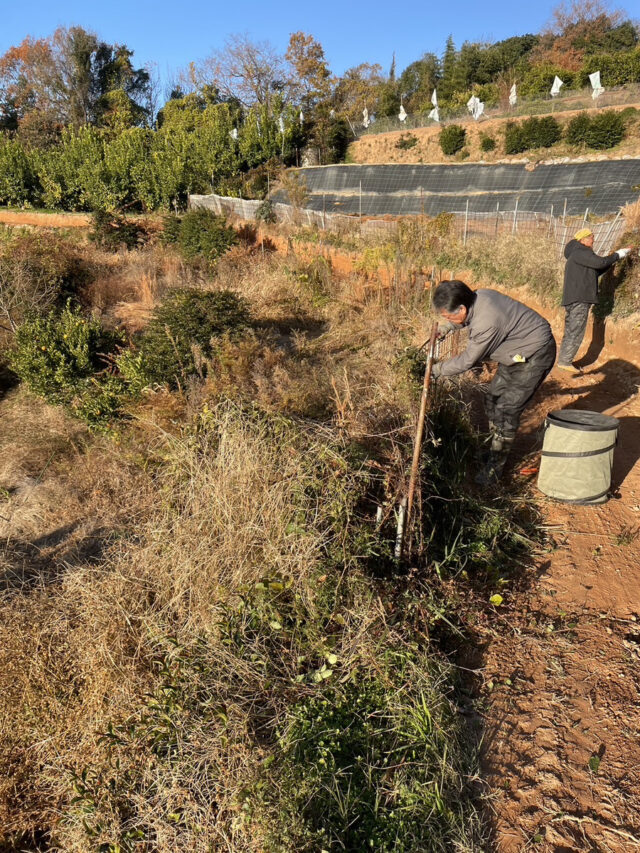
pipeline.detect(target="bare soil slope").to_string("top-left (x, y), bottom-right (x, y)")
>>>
top-left (350, 103), bottom-right (640, 166)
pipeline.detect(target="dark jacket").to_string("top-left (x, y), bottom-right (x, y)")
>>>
top-left (438, 289), bottom-right (553, 378)
top-left (562, 239), bottom-right (619, 307)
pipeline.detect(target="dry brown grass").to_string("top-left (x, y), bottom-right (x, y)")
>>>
top-left (0, 396), bottom-right (393, 850)
top-left (621, 199), bottom-right (640, 235)
top-left (0, 240), bottom-right (479, 851)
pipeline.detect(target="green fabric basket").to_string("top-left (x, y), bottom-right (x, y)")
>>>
top-left (537, 410), bottom-right (619, 505)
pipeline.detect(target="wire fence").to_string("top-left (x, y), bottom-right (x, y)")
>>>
top-left (358, 83), bottom-right (640, 138)
top-left (190, 192), bottom-right (627, 256)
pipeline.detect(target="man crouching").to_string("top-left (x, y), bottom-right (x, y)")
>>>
top-left (431, 280), bottom-right (556, 485)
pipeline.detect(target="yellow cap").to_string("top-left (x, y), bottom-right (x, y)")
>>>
top-left (574, 228), bottom-right (593, 241)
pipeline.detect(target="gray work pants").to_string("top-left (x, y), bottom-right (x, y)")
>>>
top-left (558, 302), bottom-right (591, 366)
top-left (482, 337), bottom-right (557, 440)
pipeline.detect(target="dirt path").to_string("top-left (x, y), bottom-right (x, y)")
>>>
top-left (481, 352), bottom-right (640, 851)
top-left (0, 210), bottom-right (91, 228)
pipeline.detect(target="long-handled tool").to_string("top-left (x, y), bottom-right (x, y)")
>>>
top-left (395, 320), bottom-right (439, 560)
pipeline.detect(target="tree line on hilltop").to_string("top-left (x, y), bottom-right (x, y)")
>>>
top-left (0, 0), bottom-right (639, 211)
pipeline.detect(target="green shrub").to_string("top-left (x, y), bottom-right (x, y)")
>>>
top-left (176, 208), bottom-right (237, 262)
top-left (565, 110), bottom-right (626, 150)
top-left (89, 209), bottom-right (145, 251)
top-left (504, 121), bottom-right (528, 155)
top-left (9, 303), bottom-right (119, 403)
top-left (565, 112), bottom-right (592, 146)
top-left (395, 133), bottom-right (419, 150)
top-left (255, 199), bottom-right (277, 224)
top-left (159, 213), bottom-right (182, 244)
top-left (439, 125), bottom-right (466, 156)
top-left (619, 106), bottom-right (638, 125)
top-left (72, 374), bottom-right (129, 431)
top-left (128, 288), bottom-right (251, 388)
top-left (584, 111), bottom-right (625, 150)
top-left (521, 116), bottom-right (562, 148)
top-left (9, 302), bottom-right (126, 427)
top-left (480, 135), bottom-right (496, 152)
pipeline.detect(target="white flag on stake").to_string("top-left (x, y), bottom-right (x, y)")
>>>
top-left (589, 71), bottom-right (605, 99)
top-left (278, 115), bottom-right (285, 133)
top-left (509, 84), bottom-right (517, 106)
top-left (550, 75), bottom-right (564, 97)
top-left (362, 107), bottom-right (370, 128)
top-left (398, 104), bottom-right (407, 122)
top-left (299, 109), bottom-right (304, 125)
top-left (230, 127), bottom-right (238, 140)
top-left (428, 89), bottom-right (439, 122)
top-left (467, 95), bottom-right (484, 120)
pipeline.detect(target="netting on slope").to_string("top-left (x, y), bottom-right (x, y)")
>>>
top-left (276, 162), bottom-right (640, 217)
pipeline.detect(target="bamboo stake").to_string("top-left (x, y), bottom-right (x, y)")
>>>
top-left (401, 321), bottom-right (439, 559)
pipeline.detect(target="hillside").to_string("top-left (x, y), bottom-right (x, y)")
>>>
top-left (350, 101), bottom-right (640, 165)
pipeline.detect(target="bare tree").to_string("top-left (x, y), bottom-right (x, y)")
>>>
top-left (0, 256), bottom-right (59, 334)
top-left (195, 34), bottom-right (287, 110)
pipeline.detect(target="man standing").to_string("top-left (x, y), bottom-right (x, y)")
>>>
top-left (557, 228), bottom-right (631, 375)
top-left (431, 281), bottom-right (556, 484)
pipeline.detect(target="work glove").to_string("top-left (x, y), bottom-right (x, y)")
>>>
top-left (617, 247), bottom-right (632, 259)
top-left (431, 361), bottom-right (442, 380)
top-left (436, 321), bottom-right (455, 340)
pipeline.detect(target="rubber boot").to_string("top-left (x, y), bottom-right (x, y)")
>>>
top-left (475, 434), bottom-right (514, 486)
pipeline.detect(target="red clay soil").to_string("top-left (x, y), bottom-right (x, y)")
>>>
top-left (479, 342), bottom-right (640, 853)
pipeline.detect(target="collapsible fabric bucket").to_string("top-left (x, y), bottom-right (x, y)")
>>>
top-left (537, 410), bottom-right (619, 505)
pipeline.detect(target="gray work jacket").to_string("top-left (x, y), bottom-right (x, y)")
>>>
top-left (438, 289), bottom-right (554, 378)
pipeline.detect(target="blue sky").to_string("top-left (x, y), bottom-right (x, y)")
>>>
top-left (1, 0), bottom-right (567, 93)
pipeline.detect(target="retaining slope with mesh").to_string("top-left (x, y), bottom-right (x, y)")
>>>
top-left (276, 161), bottom-right (640, 216)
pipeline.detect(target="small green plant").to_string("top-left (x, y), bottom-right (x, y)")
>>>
top-left (439, 124), bottom-right (466, 156)
top-left (395, 133), bottom-right (419, 150)
top-left (125, 288), bottom-right (251, 389)
top-left (614, 525), bottom-right (639, 546)
top-left (255, 198), bottom-right (277, 224)
top-left (89, 209), bottom-right (145, 251)
top-left (480, 135), bottom-right (496, 152)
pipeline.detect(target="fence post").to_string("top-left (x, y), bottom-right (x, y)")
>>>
top-left (512, 198), bottom-right (519, 234)
top-left (547, 205), bottom-right (554, 237)
top-left (560, 224), bottom-right (569, 257)
top-left (359, 180), bottom-right (362, 222)
top-left (583, 207), bottom-right (589, 225)
top-left (495, 202), bottom-right (500, 237)
top-left (322, 193), bottom-right (326, 231)
top-left (463, 199), bottom-right (469, 246)
top-left (562, 198), bottom-right (567, 223)
top-left (597, 209), bottom-right (622, 254)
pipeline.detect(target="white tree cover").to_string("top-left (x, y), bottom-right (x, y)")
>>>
top-left (589, 71), bottom-right (605, 99)
top-left (550, 75), bottom-right (564, 97)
